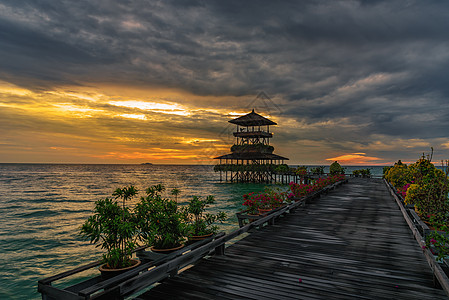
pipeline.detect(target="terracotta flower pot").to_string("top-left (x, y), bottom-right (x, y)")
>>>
top-left (258, 208), bottom-right (272, 215)
top-left (99, 259), bottom-right (141, 280)
top-left (150, 243), bottom-right (185, 254)
top-left (247, 213), bottom-right (259, 223)
top-left (188, 233), bottom-right (213, 241)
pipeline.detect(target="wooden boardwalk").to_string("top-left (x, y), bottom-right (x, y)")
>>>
top-left (136, 178), bottom-right (447, 299)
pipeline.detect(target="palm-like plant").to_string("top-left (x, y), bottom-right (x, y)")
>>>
top-left (171, 188), bottom-right (181, 202)
top-left (186, 195), bottom-right (227, 237)
top-left (80, 186), bottom-right (138, 269)
top-left (135, 184), bottom-right (187, 249)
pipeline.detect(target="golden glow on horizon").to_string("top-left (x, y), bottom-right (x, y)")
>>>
top-left (326, 153), bottom-right (382, 165)
top-left (92, 150), bottom-right (207, 161)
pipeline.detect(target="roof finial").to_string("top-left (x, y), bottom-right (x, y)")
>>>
top-left (252, 108), bottom-right (255, 113)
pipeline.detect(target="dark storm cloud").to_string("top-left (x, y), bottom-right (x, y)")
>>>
top-left (1, 0), bottom-right (449, 162)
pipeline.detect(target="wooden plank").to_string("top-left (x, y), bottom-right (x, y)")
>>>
top-left (37, 284), bottom-right (83, 300)
top-left (138, 178), bottom-right (447, 299)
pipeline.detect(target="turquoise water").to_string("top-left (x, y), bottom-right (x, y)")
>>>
top-left (0, 164), bottom-right (384, 299)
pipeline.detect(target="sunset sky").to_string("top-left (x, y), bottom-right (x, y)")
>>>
top-left (1, 1), bottom-right (449, 165)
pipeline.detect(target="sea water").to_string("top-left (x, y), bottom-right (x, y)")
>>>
top-left (0, 164), bottom-right (384, 299)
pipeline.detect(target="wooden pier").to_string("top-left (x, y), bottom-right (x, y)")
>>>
top-left (136, 178), bottom-right (448, 299)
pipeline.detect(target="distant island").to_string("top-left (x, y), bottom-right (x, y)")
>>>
top-left (140, 162), bottom-right (153, 165)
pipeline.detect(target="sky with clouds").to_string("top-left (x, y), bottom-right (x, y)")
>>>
top-left (1, 0), bottom-right (449, 165)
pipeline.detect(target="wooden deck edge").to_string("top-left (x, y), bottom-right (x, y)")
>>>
top-left (383, 179), bottom-right (449, 298)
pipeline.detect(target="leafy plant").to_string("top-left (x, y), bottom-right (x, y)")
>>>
top-left (405, 157), bottom-right (449, 222)
top-left (171, 188), bottom-right (181, 201)
top-left (382, 166), bottom-right (392, 177)
top-left (386, 153), bottom-right (449, 232)
top-left (425, 231), bottom-right (449, 261)
top-left (329, 161), bottom-right (345, 175)
top-left (310, 166), bottom-right (325, 175)
top-left (80, 186), bottom-right (138, 269)
top-left (185, 195), bottom-right (227, 236)
top-left (275, 164), bottom-right (289, 173)
top-left (242, 193), bottom-right (259, 215)
top-left (295, 166), bottom-right (308, 176)
top-left (385, 160), bottom-right (411, 188)
top-left (353, 168), bottom-right (371, 177)
top-left (135, 184), bottom-right (187, 249)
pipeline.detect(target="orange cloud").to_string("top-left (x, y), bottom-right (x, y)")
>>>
top-left (325, 153), bottom-right (382, 165)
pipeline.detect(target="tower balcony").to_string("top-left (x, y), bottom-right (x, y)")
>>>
top-left (233, 131), bottom-right (273, 138)
top-left (230, 144), bottom-right (274, 154)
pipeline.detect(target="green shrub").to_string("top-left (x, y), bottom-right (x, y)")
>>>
top-left (385, 160), bottom-right (411, 189)
top-left (80, 186), bottom-right (138, 269)
top-left (135, 184), bottom-right (187, 249)
top-left (329, 161), bottom-right (345, 175)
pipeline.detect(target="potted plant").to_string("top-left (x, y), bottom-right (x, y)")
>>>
top-left (185, 195), bottom-right (227, 241)
top-left (295, 166), bottom-right (308, 176)
top-left (79, 186), bottom-right (141, 279)
top-left (242, 188), bottom-right (286, 215)
top-left (242, 192), bottom-right (260, 216)
top-left (135, 184), bottom-right (187, 253)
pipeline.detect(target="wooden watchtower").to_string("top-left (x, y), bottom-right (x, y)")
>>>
top-left (214, 109), bottom-right (289, 183)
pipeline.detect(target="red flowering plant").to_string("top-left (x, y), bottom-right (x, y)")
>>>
top-left (289, 183), bottom-right (311, 198)
top-left (242, 192), bottom-right (259, 215)
top-left (295, 166), bottom-right (308, 176)
top-left (397, 183), bottom-right (412, 199)
top-left (263, 186), bottom-right (288, 208)
top-left (424, 230), bottom-right (449, 261)
top-left (242, 188), bottom-right (288, 215)
top-left (289, 174), bottom-right (345, 200)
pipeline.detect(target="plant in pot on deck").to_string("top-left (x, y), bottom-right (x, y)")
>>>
top-left (242, 192), bottom-right (259, 216)
top-left (135, 184), bottom-right (188, 253)
top-left (79, 186), bottom-right (140, 278)
top-left (185, 195), bottom-right (227, 241)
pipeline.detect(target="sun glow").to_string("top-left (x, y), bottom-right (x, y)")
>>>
top-left (0, 80), bottom-right (30, 96)
top-left (54, 104), bottom-right (103, 114)
top-left (180, 138), bottom-right (220, 144)
top-left (109, 100), bottom-right (190, 116)
top-left (326, 153), bottom-right (381, 165)
top-left (119, 113), bottom-right (147, 120)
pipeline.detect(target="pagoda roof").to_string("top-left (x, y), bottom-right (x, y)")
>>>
top-left (214, 152), bottom-right (289, 161)
top-left (229, 109), bottom-right (277, 126)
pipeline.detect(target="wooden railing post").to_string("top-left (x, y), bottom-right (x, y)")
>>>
top-left (214, 243), bottom-right (225, 256)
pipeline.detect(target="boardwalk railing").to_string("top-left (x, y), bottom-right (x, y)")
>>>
top-left (384, 179), bottom-right (449, 297)
top-left (38, 179), bottom-right (348, 300)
